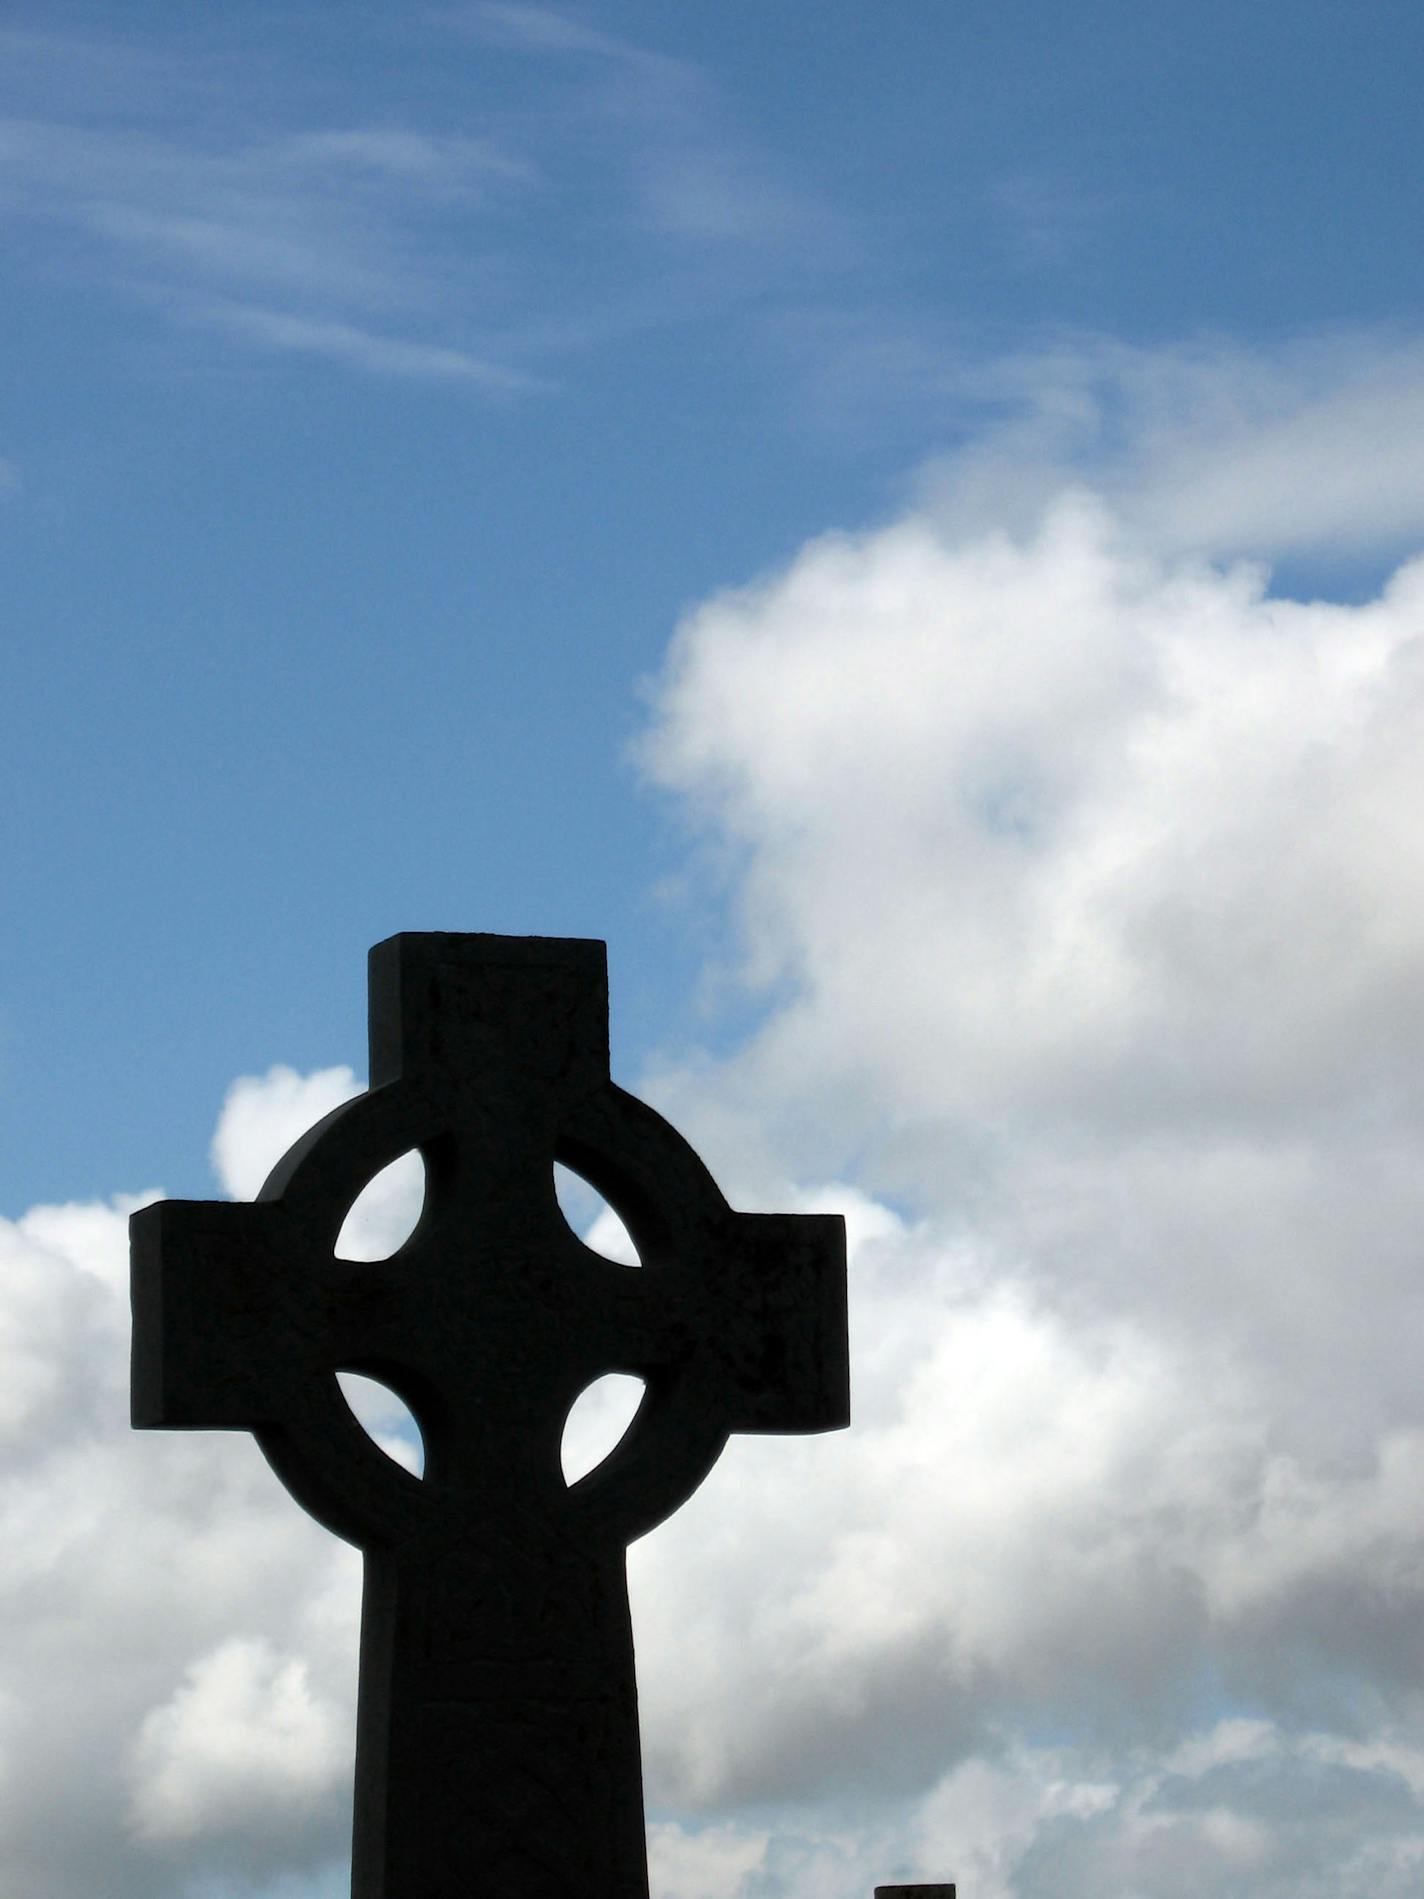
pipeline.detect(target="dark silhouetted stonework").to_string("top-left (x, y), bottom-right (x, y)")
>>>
top-left (875, 1887), bottom-right (957, 1898)
top-left (131, 934), bottom-right (849, 1899)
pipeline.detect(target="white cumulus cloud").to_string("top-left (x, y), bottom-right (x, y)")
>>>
top-left (3, 343), bottom-right (1424, 1897)
top-left (633, 461), bottom-right (1424, 1890)
top-left (130, 1636), bottom-right (348, 1843)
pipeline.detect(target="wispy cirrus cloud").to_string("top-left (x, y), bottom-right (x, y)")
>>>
top-left (0, 101), bottom-right (536, 375)
top-left (990, 170), bottom-right (1110, 271)
top-left (0, 11), bottom-right (845, 392)
top-left (0, 17), bottom-right (550, 391)
top-left (448, 2), bottom-right (846, 256)
top-left (193, 301), bottom-right (544, 391)
top-left (460, 2), bottom-right (681, 69)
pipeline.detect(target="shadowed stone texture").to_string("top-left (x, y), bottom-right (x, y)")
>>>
top-left (131, 933), bottom-right (849, 1899)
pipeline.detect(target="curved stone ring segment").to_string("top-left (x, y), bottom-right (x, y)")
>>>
top-left (130, 933), bottom-right (849, 1899)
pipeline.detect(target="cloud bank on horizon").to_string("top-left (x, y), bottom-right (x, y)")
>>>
top-left (5, 333), bottom-right (1424, 1898)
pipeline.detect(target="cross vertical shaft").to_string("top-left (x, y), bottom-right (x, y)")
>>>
top-left (351, 1537), bottom-right (647, 1896)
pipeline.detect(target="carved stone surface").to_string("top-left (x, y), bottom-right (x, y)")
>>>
top-left (131, 933), bottom-right (849, 1899)
top-left (875, 1887), bottom-right (957, 1898)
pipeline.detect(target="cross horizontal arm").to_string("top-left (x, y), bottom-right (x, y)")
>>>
top-left (132, 1198), bottom-right (305, 1429)
top-left (713, 1211), bottom-right (849, 1434)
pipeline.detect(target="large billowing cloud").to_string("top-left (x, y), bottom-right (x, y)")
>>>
top-left (638, 485), bottom-right (1424, 1442)
top-left (631, 474), bottom-right (1424, 1893)
top-left (4, 366), bottom-right (1424, 1897)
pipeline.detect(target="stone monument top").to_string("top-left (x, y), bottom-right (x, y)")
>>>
top-left (131, 933), bottom-right (852, 1897)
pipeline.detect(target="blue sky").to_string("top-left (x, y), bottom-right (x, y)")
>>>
top-left (6, 6), bottom-right (1424, 1898)
top-left (7, 0), bottom-right (1422, 1209)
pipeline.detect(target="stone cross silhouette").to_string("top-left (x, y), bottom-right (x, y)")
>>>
top-left (131, 933), bottom-right (849, 1899)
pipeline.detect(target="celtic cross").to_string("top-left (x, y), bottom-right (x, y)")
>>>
top-left (131, 933), bottom-right (849, 1898)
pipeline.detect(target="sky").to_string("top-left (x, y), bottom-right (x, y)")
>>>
top-left (4, 2), bottom-right (1424, 1894)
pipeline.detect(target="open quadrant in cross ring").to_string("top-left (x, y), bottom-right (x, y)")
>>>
top-left (335, 1370), bottom-right (427, 1477)
top-left (560, 1372), bottom-right (647, 1484)
top-left (334, 1148), bottom-right (427, 1262)
top-left (552, 1160), bottom-right (641, 1266)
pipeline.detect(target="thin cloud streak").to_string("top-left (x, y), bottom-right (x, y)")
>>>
top-left (459, 1), bottom-right (686, 73)
top-left (0, 12), bottom-right (846, 390)
top-left (0, 111), bottom-right (531, 300)
top-left (449, 0), bottom-right (845, 256)
top-left (0, 99), bottom-right (545, 387)
top-left (195, 301), bottom-right (548, 391)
